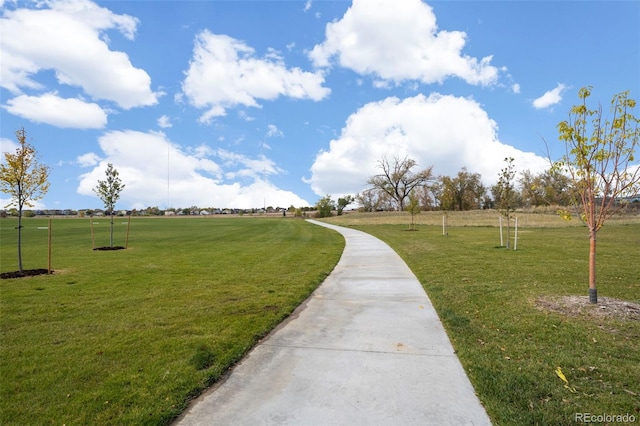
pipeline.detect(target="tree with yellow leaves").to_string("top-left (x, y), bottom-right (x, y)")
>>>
top-left (0, 128), bottom-right (50, 273)
top-left (555, 87), bottom-right (640, 303)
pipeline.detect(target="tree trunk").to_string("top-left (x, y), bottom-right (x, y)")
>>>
top-left (110, 213), bottom-right (114, 248)
top-left (506, 214), bottom-right (511, 249)
top-left (17, 209), bottom-right (23, 273)
top-left (588, 228), bottom-right (597, 303)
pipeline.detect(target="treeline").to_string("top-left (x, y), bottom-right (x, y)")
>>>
top-left (348, 159), bottom-right (576, 213)
top-left (315, 156), bottom-right (640, 217)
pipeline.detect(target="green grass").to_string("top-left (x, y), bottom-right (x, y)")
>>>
top-left (330, 208), bottom-right (640, 227)
top-left (329, 219), bottom-right (640, 426)
top-left (0, 217), bottom-right (344, 425)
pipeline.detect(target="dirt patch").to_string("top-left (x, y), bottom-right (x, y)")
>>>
top-left (536, 295), bottom-right (640, 321)
top-left (93, 246), bottom-right (126, 251)
top-left (1, 269), bottom-right (52, 279)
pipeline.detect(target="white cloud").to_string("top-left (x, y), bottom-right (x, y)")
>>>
top-left (216, 149), bottom-right (283, 180)
top-left (304, 0), bottom-right (312, 12)
top-left (512, 83), bottom-right (521, 94)
top-left (1, 137), bottom-right (20, 157)
top-left (533, 83), bottom-right (566, 109)
top-left (77, 130), bottom-right (309, 209)
top-left (308, 93), bottom-right (549, 197)
top-left (1, 196), bottom-right (47, 210)
top-left (181, 30), bottom-right (331, 122)
top-left (309, 0), bottom-right (499, 86)
top-left (0, 0), bottom-right (158, 109)
top-left (266, 124), bottom-right (283, 138)
top-left (157, 115), bottom-right (172, 128)
top-left (76, 152), bottom-right (101, 167)
top-left (4, 93), bottom-right (107, 128)
top-left (238, 110), bottom-right (255, 122)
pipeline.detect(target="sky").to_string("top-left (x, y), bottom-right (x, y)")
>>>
top-left (1, 0), bottom-right (639, 211)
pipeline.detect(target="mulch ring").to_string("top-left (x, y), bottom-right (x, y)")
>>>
top-left (1, 269), bottom-right (52, 279)
top-left (536, 295), bottom-right (640, 321)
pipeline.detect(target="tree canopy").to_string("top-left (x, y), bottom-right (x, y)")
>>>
top-left (436, 167), bottom-right (486, 211)
top-left (315, 195), bottom-right (334, 218)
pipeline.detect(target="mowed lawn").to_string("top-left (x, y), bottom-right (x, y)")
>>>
top-left (326, 215), bottom-right (639, 426)
top-left (0, 217), bottom-right (344, 425)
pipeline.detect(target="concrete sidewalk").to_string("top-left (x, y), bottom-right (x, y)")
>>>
top-left (176, 220), bottom-right (491, 425)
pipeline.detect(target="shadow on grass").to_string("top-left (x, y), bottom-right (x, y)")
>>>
top-left (1, 269), bottom-right (51, 279)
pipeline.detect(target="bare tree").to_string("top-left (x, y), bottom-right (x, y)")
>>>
top-left (367, 156), bottom-right (433, 211)
top-left (494, 157), bottom-right (516, 249)
top-left (0, 128), bottom-right (50, 273)
top-left (406, 191), bottom-right (421, 231)
top-left (555, 87), bottom-right (640, 303)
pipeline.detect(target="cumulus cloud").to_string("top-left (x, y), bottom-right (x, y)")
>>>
top-left (309, 0), bottom-right (499, 86)
top-left (4, 93), bottom-right (107, 128)
top-left (181, 30), bottom-right (331, 123)
top-left (76, 152), bottom-right (101, 167)
top-left (157, 115), bottom-right (172, 128)
top-left (533, 83), bottom-right (566, 109)
top-left (216, 149), bottom-right (283, 180)
top-left (308, 93), bottom-right (549, 197)
top-left (77, 130), bottom-right (309, 209)
top-left (1, 137), bottom-right (20, 157)
top-left (0, 0), bottom-right (158, 109)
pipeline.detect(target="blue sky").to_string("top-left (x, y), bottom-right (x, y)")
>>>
top-left (1, 0), bottom-right (638, 210)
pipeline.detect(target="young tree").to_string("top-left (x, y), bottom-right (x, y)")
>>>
top-left (406, 192), bottom-right (421, 231)
top-left (494, 157), bottom-right (516, 249)
top-left (93, 163), bottom-right (126, 248)
top-left (556, 87), bottom-right (640, 303)
top-left (336, 195), bottom-right (354, 216)
top-left (0, 128), bottom-right (50, 272)
top-left (367, 156), bottom-right (433, 211)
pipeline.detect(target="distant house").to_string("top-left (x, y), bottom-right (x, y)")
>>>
top-left (200, 210), bottom-right (211, 216)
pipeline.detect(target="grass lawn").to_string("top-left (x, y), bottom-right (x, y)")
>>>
top-left (326, 212), bottom-right (639, 425)
top-left (0, 216), bottom-right (344, 425)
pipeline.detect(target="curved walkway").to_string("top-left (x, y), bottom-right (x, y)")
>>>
top-left (176, 220), bottom-right (491, 425)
